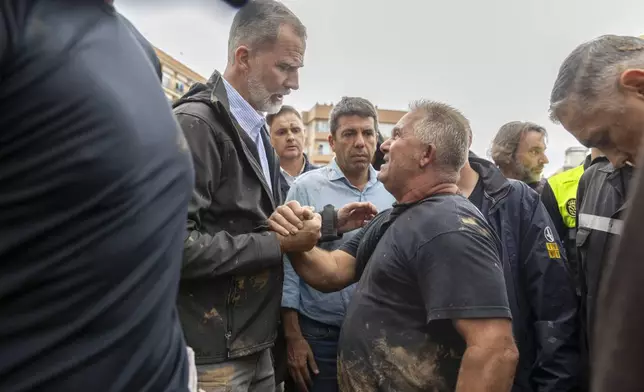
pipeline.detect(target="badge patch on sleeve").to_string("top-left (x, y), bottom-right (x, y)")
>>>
top-left (546, 242), bottom-right (561, 259)
top-left (566, 198), bottom-right (577, 217)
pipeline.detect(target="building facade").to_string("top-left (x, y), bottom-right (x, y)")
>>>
top-left (301, 103), bottom-right (406, 165)
top-left (154, 47), bottom-right (206, 102)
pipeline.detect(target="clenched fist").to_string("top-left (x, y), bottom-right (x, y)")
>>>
top-left (277, 212), bottom-right (321, 254)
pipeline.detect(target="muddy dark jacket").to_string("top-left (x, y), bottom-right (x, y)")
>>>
top-left (172, 71), bottom-right (284, 365)
top-left (470, 154), bottom-right (580, 392)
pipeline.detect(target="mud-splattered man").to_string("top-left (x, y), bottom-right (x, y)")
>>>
top-left (269, 100), bottom-right (519, 392)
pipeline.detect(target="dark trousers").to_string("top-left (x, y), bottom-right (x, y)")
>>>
top-left (285, 315), bottom-right (341, 392)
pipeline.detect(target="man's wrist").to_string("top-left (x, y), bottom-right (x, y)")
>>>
top-left (281, 308), bottom-right (304, 340)
top-left (320, 204), bottom-right (343, 242)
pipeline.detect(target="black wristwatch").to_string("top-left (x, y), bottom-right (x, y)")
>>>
top-left (319, 204), bottom-right (343, 243)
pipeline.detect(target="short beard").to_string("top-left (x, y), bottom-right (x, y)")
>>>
top-left (515, 160), bottom-right (541, 183)
top-left (248, 73), bottom-right (281, 114)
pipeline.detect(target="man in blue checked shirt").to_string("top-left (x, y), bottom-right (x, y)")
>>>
top-left (281, 97), bottom-right (395, 392)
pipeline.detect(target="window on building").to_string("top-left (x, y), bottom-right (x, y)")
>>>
top-left (176, 73), bottom-right (188, 84)
top-left (316, 141), bottom-right (332, 155)
top-left (315, 120), bottom-right (330, 133)
top-left (162, 72), bottom-right (173, 88)
top-left (175, 81), bottom-right (185, 93)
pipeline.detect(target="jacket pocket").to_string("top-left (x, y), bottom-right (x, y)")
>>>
top-left (177, 289), bottom-right (229, 363)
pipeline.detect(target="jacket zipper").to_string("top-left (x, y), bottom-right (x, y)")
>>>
top-left (484, 187), bottom-right (511, 215)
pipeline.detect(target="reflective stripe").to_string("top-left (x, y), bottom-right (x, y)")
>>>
top-left (578, 213), bottom-right (623, 235)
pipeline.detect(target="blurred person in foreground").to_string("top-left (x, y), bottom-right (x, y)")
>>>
top-left (490, 121), bottom-right (550, 193)
top-left (0, 0), bottom-right (196, 391)
top-left (549, 34), bottom-right (644, 392)
top-left (269, 100), bottom-right (519, 392)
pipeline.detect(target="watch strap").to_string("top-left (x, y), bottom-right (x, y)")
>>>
top-left (320, 204), bottom-right (342, 242)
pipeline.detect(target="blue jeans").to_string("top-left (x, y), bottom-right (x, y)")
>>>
top-left (286, 315), bottom-right (340, 392)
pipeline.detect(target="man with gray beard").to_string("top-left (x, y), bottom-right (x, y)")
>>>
top-left (490, 121), bottom-right (550, 193)
top-left (172, 1), bottom-right (314, 390)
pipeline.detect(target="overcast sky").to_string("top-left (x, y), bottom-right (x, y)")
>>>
top-left (117, 0), bottom-right (643, 175)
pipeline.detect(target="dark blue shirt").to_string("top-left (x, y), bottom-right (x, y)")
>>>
top-left (0, 1), bottom-right (193, 391)
top-left (337, 195), bottom-right (511, 391)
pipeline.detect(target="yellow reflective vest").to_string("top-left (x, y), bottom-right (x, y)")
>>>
top-left (548, 164), bottom-right (585, 229)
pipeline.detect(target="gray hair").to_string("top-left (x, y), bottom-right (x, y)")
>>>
top-left (550, 35), bottom-right (644, 122)
top-left (228, 0), bottom-right (306, 63)
top-left (329, 97), bottom-right (379, 136)
top-left (490, 121), bottom-right (547, 168)
top-left (408, 100), bottom-right (471, 180)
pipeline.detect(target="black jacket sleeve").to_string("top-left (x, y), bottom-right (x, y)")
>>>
top-left (541, 181), bottom-right (567, 244)
top-left (177, 112), bottom-right (282, 279)
top-left (519, 186), bottom-right (580, 391)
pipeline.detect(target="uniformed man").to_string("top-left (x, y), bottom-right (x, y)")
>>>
top-left (540, 148), bottom-right (603, 287)
top-left (548, 34), bottom-right (644, 391)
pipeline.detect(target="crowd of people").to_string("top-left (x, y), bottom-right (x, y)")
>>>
top-left (1, 0), bottom-right (643, 391)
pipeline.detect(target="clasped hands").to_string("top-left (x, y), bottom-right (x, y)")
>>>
top-left (268, 200), bottom-right (378, 254)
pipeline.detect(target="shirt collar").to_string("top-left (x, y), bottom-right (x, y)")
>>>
top-left (280, 157), bottom-right (306, 177)
top-left (327, 158), bottom-right (379, 187)
top-left (222, 78), bottom-right (266, 138)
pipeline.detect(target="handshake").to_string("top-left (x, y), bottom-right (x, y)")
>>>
top-left (268, 200), bottom-right (378, 254)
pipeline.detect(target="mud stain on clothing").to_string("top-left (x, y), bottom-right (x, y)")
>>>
top-left (202, 307), bottom-right (223, 324)
top-left (198, 364), bottom-right (234, 391)
top-left (338, 336), bottom-right (448, 391)
top-left (250, 270), bottom-right (269, 290)
top-left (460, 216), bottom-right (492, 239)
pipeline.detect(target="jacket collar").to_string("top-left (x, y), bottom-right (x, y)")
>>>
top-left (207, 70), bottom-right (278, 207)
top-left (584, 154), bottom-right (609, 171)
top-left (207, 71), bottom-right (231, 112)
top-left (302, 153), bottom-right (317, 171)
top-left (468, 151), bottom-right (512, 201)
top-left (280, 153), bottom-right (314, 178)
top-left (221, 78), bottom-right (266, 140)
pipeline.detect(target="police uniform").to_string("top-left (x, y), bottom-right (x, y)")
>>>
top-left (574, 158), bottom-right (633, 392)
top-left (542, 163), bottom-right (585, 285)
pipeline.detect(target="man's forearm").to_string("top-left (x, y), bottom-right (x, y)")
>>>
top-left (288, 247), bottom-right (354, 293)
top-left (182, 229), bottom-right (282, 278)
top-left (455, 346), bottom-right (518, 392)
top-left (281, 308), bottom-right (304, 340)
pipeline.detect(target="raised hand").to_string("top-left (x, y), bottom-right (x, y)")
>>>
top-left (337, 201), bottom-right (378, 233)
